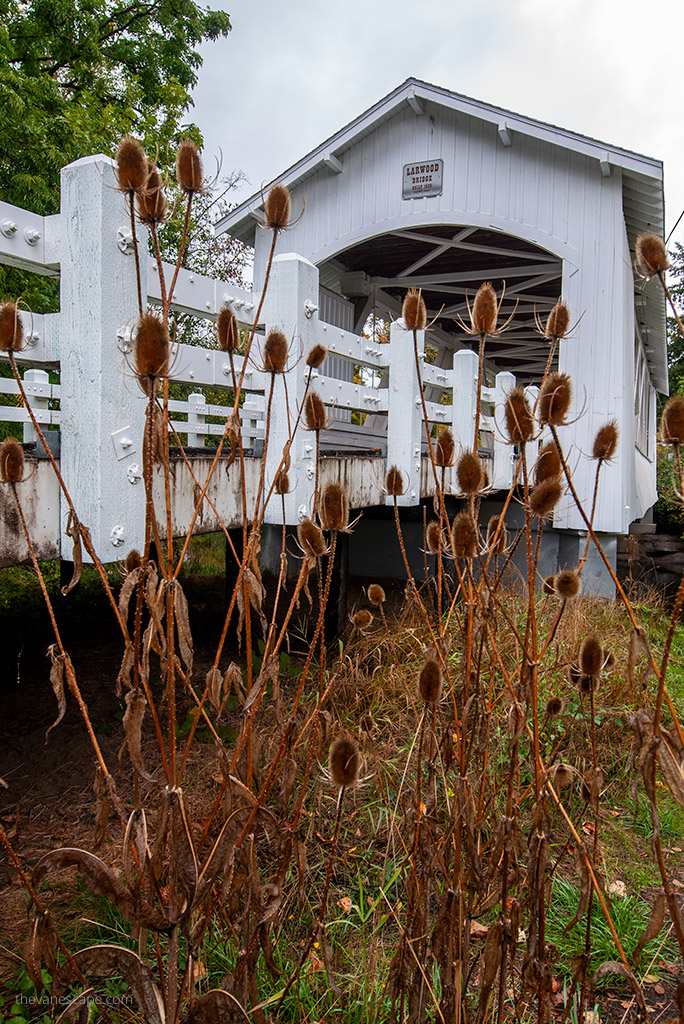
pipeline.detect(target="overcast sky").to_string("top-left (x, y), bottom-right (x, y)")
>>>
top-left (191, 0), bottom-right (684, 242)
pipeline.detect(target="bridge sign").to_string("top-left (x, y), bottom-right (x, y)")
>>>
top-left (402, 159), bottom-right (443, 199)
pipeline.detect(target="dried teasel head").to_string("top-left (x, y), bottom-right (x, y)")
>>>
top-left (471, 281), bottom-right (498, 335)
top-left (579, 634), bottom-right (603, 677)
top-left (636, 232), bottom-right (669, 277)
top-left (451, 511), bottom-right (477, 559)
top-left (367, 583), bottom-right (385, 606)
top-left (528, 478), bottom-right (562, 518)
top-left (304, 392), bottom-right (327, 431)
top-left (136, 162), bottom-right (167, 225)
top-left (176, 138), bottom-right (203, 194)
top-left (660, 394), bottom-right (684, 444)
top-left (545, 696), bottom-right (564, 717)
top-left (0, 438), bottom-right (24, 483)
top-left (263, 330), bottom-right (288, 373)
top-left (426, 520), bottom-right (442, 554)
top-left (0, 300), bottom-right (24, 352)
top-left (554, 568), bottom-right (581, 599)
top-left (537, 372), bottom-right (572, 426)
top-left (352, 609), bottom-right (373, 631)
top-left (544, 299), bottom-right (571, 341)
top-left (115, 135), bottom-right (147, 193)
top-left (504, 387), bottom-right (534, 444)
top-left (552, 762), bottom-right (574, 788)
top-left (385, 465), bottom-right (404, 497)
top-left (418, 659), bottom-right (443, 703)
top-left (125, 549), bottom-right (142, 572)
top-left (274, 469), bottom-right (290, 495)
top-left (603, 650), bottom-right (615, 671)
top-left (329, 732), bottom-right (360, 788)
top-left (456, 450), bottom-right (483, 494)
top-left (306, 344), bottom-right (327, 369)
top-left (319, 481), bottom-right (350, 532)
top-left (264, 184), bottom-right (291, 230)
top-left (535, 441), bottom-right (562, 485)
top-left (402, 288), bottom-right (426, 331)
top-left (592, 420), bottom-right (619, 461)
top-left (297, 518), bottom-right (327, 560)
top-left (579, 674), bottom-right (597, 695)
top-left (435, 428), bottom-right (455, 468)
top-left (360, 713), bottom-right (374, 736)
top-left (134, 312), bottom-right (169, 385)
top-left (569, 663), bottom-right (581, 686)
top-left (486, 514), bottom-right (507, 554)
top-left (217, 304), bottom-right (240, 352)
top-left (543, 575), bottom-right (556, 595)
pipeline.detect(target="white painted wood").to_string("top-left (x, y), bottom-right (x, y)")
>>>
top-left (59, 154), bottom-right (147, 560)
top-left (491, 371), bottom-right (516, 488)
top-left (385, 318), bottom-right (423, 506)
top-left (186, 392), bottom-right (206, 448)
top-left (147, 259), bottom-right (258, 325)
top-left (22, 369), bottom-right (50, 445)
top-left (451, 349), bottom-right (479, 459)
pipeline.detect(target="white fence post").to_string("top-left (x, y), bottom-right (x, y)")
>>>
top-left (385, 318), bottom-right (423, 507)
top-left (59, 155), bottom-right (146, 560)
top-left (22, 368), bottom-right (50, 447)
top-left (492, 371), bottom-right (516, 489)
top-left (262, 253), bottom-right (319, 525)
top-left (524, 385), bottom-right (541, 477)
top-left (187, 392), bottom-right (206, 448)
top-left (240, 394), bottom-right (264, 453)
top-left (452, 348), bottom-right (479, 458)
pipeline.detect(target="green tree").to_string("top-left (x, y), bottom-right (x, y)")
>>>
top-left (667, 242), bottom-right (684, 394)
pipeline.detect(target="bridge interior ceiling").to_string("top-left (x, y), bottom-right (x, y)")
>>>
top-left (332, 225), bottom-right (563, 384)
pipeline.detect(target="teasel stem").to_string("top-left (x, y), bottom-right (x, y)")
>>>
top-left (549, 424), bottom-right (684, 748)
top-left (232, 228), bottom-right (279, 406)
top-left (578, 460), bottom-right (603, 570)
top-left (127, 191), bottom-right (144, 317)
top-left (149, 223), bottom-right (168, 323)
top-left (579, 685), bottom-right (600, 1020)
top-left (8, 353), bottom-right (130, 641)
top-left (165, 193), bottom-right (193, 318)
top-left (657, 269), bottom-right (684, 341)
top-left (9, 483), bottom-right (115, 789)
top-left (473, 332), bottom-right (486, 450)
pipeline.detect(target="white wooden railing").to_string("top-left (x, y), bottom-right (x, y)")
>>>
top-left (0, 154), bottom-right (523, 558)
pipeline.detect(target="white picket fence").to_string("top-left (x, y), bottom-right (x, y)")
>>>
top-left (0, 154), bottom-right (525, 561)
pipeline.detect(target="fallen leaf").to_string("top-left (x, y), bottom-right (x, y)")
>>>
top-left (470, 920), bottom-right (488, 938)
top-left (609, 879), bottom-right (627, 898)
top-left (643, 973), bottom-right (660, 984)
top-left (337, 897), bottom-right (352, 915)
top-left (654, 983), bottom-right (665, 995)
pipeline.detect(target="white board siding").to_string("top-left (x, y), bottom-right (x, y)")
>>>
top-left (252, 99), bottom-right (650, 533)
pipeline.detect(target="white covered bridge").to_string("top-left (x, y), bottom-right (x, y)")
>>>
top-left (0, 79), bottom-right (667, 593)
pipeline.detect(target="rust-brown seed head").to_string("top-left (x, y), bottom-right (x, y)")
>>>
top-left (554, 569), bottom-right (582, 599)
top-left (0, 439), bottom-right (24, 483)
top-left (546, 696), bottom-right (564, 717)
top-left (386, 465), bottom-right (404, 497)
top-left (304, 392), bottom-right (327, 431)
top-left (402, 288), bottom-right (426, 331)
top-left (319, 481), bottom-right (350, 532)
top-left (134, 312), bottom-right (169, 383)
top-left (367, 583), bottom-right (385, 606)
top-left (543, 575), bottom-right (556, 595)
top-left (329, 732), bottom-right (360, 788)
top-left (264, 184), bottom-right (291, 230)
top-left (176, 138), bottom-right (203, 193)
top-left (579, 634), bottom-right (603, 677)
top-left (426, 520), bottom-right (442, 554)
top-left (352, 608), bottom-right (373, 632)
top-left (263, 330), bottom-right (288, 373)
top-left (451, 511), bottom-right (477, 559)
top-left (661, 394), bottom-right (684, 444)
top-left (297, 518), bottom-right (327, 560)
top-left (136, 162), bottom-right (167, 225)
top-left (274, 469), bottom-right (290, 495)
top-left (456, 450), bottom-right (483, 494)
top-left (125, 549), bottom-right (142, 572)
top-left (471, 282), bottom-right (498, 335)
top-left (486, 514), bottom-right (507, 555)
top-left (535, 442), bottom-right (562, 485)
top-left (217, 304), bottom-right (239, 352)
top-left (115, 135), bottom-right (147, 193)
top-left (504, 387), bottom-right (534, 444)
top-left (592, 420), bottom-right (619, 461)
top-left (544, 300), bottom-right (571, 341)
top-left (537, 372), bottom-right (572, 426)
top-left (636, 233), bottom-right (669, 277)
top-left (435, 428), bottom-right (455, 468)
top-left (0, 300), bottom-right (24, 352)
top-left (306, 344), bottom-right (327, 369)
top-left (418, 659), bottom-right (443, 703)
top-left (528, 478), bottom-right (562, 518)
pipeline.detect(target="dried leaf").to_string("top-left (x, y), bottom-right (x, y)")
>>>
top-left (296, 837), bottom-right (308, 902)
top-left (173, 581), bottom-right (194, 678)
top-left (32, 849), bottom-right (168, 932)
top-left (123, 808), bottom-right (149, 889)
top-left (93, 767), bottom-right (111, 850)
top-left (206, 666), bottom-right (224, 713)
top-left (54, 945), bottom-right (165, 1024)
top-left (188, 987), bottom-right (250, 1023)
top-left (45, 644), bottom-right (68, 743)
top-left (61, 511), bottom-right (83, 596)
top-left (118, 687), bottom-right (155, 783)
top-left (222, 662), bottom-right (244, 711)
top-left (53, 988), bottom-right (95, 1024)
top-left (23, 912), bottom-right (56, 993)
top-left (235, 569), bottom-right (267, 647)
top-left (633, 893), bottom-right (666, 967)
top-left (168, 787), bottom-right (198, 916)
top-left (476, 922), bottom-right (503, 1022)
top-left (590, 961), bottom-right (648, 1016)
top-left (658, 733), bottom-right (684, 810)
top-left (193, 481), bottom-right (204, 525)
top-left (117, 566), bottom-right (142, 622)
top-left (116, 641), bottom-right (135, 696)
